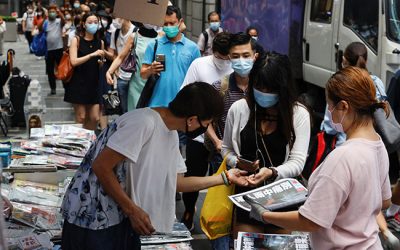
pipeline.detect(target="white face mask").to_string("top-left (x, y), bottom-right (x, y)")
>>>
top-left (143, 23), bottom-right (157, 30)
top-left (327, 105), bottom-right (346, 133)
top-left (65, 14), bottom-right (71, 20)
top-left (112, 19), bottom-right (122, 29)
top-left (213, 56), bottom-right (231, 71)
top-left (101, 19), bottom-right (108, 28)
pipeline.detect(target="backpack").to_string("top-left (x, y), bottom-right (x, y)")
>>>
top-left (30, 21), bottom-right (48, 57)
top-left (301, 131), bottom-right (337, 180)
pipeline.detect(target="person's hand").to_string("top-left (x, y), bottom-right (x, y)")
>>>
top-left (150, 61), bottom-right (164, 75)
top-left (92, 49), bottom-right (105, 58)
top-left (382, 229), bottom-right (400, 250)
top-left (106, 71), bottom-right (114, 85)
top-left (227, 168), bottom-right (248, 186)
top-left (247, 168), bottom-right (273, 187)
top-left (128, 205), bottom-right (155, 235)
top-left (243, 196), bottom-right (269, 223)
top-left (236, 158), bottom-right (259, 173)
top-left (214, 139), bottom-right (222, 152)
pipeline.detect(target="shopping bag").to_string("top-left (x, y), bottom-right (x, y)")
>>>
top-left (55, 50), bottom-right (73, 82)
top-left (200, 158), bottom-right (235, 240)
top-left (30, 21), bottom-right (48, 57)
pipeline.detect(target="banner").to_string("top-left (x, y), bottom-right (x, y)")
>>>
top-left (114, 0), bottom-right (169, 26)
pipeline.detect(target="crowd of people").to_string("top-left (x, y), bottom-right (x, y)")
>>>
top-left (14, 1), bottom-right (400, 249)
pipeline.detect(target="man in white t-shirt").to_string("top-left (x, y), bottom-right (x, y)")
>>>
top-left (22, 3), bottom-right (35, 53)
top-left (109, 18), bottom-right (136, 114)
top-left (197, 11), bottom-right (223, 56)
top-left (61, 82), bottom-right (248, 250)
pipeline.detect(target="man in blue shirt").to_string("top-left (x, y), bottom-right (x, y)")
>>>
top-left (140, 6), bottom-right (200, 108)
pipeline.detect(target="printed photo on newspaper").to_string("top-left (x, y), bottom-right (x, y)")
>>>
top-left (229, 178), bottom-right (308, 212)
top-left (236, 232), bottom-right (311, 250)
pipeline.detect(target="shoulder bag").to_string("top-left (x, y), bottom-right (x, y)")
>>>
top-left (120, 31), bottom-right (139, 73)
top-left (55, 37), bottom-right (79, 82)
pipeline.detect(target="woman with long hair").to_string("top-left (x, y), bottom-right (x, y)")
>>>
top-left (65, 12), bottom-right (112, 130)
top-left (222, 52), bottom-right (311, 237)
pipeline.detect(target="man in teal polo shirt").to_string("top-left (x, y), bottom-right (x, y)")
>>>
top-left (141, 5), bottom-right (200, 108)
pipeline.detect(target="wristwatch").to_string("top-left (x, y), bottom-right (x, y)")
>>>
top-left (269, 167), bottom-right (278, 181)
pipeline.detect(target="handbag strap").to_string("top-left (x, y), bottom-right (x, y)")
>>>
top-left (152, 38), bottom-right (158, 62)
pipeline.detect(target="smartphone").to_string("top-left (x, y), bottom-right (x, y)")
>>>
top-left (238, 157), bottom-right (254, 165)
top-left (155, 54), bottom-right (166, 71)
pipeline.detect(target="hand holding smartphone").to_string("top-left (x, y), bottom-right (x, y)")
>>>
top-left (237, 157), bottom-right (259, 173)
top-left (155, 54), bottom-right (165, 71)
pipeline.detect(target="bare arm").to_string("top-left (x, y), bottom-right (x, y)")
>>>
top-left (70, 37), bottom-right (104, 67)
top-left (92, 146), bottom-right (155, 235)
top-left (176, 168), bottom-right (249, 192)
top-left (106, 35), bottom-right (134, 84)
top-left (205, 125), bottom-right (222, 152)
top-left (262, 211), bottom-right (321, 232)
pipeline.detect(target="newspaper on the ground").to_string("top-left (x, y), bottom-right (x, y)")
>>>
top-left (229, 178), bottom-right (308, 212)
top-left (141, 242), bottom-right (192, 250)
top-left (7, 233), bottom-right (53, 250)
top-left (236, 232), bottom-right (311, 250)
top-left (140, 223), bottom-right (193, 245)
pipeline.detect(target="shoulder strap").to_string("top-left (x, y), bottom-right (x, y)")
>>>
top-left (133, 30), bottom-right (139, 52)
top-left (133, 26), bottom-right (139, 33)
top-left (202, 30), bottom-right (208, 52)
top-left (114, 28), bottom-right (120, 47)
top-left (152, 39), bottom-right (158, 61)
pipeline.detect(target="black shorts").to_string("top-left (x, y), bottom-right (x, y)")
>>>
top-left (61, 218), bottom-right (141, 250)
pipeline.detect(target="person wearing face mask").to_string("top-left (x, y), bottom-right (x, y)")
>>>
top-left (108, 18), bottom-right (137, 114)
top-left (106, 22), bottom-right (159, 112)
top-left (65, 12), bottom-right (112, 130)
top-left (197, 11), bottom-right (223, 56)
top-left (22, 3), bottom-right (36, 53)
top-left (62, 11), bottom-right (73, 49)
top-left (44, 4), bottom-right (65, 95)
top-left (61, 82), bottom-right (249, 250)
top-left (140, 6), bottom-right (200, 109)
top-left (246, 25), bottom-right (265, 55)
top-left (222, 52), bottom-right (311, 240)
top-left (247, 67), bottom-right (392, 250)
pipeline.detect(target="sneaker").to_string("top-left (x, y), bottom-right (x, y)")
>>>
top-left (180, 210), bottom-right (195, 231)
top-left (387, 212), bottom-right (400, 232)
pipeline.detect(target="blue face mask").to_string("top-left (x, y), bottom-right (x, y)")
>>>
top-left (230, 58), bottom-right (254, 77)
top-left (326, 105), bottom-right (346, 133)
top-left (74, 3), bottom-right (80, 8)
top-left (86, 23), bottom-right (98, 35)
top-left (253, 88), bottom-right (279, 108)
top-left (210, 22), bottom-right (220, 31)
top-left (163, 25), bottom-right (179, 38)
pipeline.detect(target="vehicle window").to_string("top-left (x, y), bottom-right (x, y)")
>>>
top-left (310, 0), bottom-right (333, 23)
top-left (343, 0), bottom-right (379, 52)
top-left (387, 0), bottom-right (400, 43)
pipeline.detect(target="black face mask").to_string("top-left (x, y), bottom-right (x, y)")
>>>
top-left (185, 117), bottom-right (209, 139)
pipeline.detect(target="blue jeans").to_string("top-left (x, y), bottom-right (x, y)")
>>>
top-left (210, 235), bottom-right (231, 250)
top-left (117, 78), bottom-right (129, 114)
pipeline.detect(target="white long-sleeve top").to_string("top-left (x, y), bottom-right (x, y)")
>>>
top-left (221, 99), bottom-right (311, 179)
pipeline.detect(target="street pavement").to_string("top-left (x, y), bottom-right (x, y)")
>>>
top-left (2, 37), bottom-right (212, 249)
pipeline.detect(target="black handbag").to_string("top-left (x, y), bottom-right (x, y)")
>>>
top-left (102, 87), bottom-right (121, 115)
top-left (136, 39), bottom-right (159, 109)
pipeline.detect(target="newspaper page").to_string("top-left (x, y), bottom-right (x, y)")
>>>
top-left (140, 223), bottom-right (193, 245)
top-left (237, 232), bottom-right (310, 250)
top-left (229, 178), bottom-right (308, 212)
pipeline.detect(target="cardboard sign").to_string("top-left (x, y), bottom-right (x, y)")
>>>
top-left (114, 0), bottom-right (169, 26)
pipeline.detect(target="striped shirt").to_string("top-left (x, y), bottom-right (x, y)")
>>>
top-left (212, 73), bottom-right (247, 139)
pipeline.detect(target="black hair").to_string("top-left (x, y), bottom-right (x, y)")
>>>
top-left (246, 26), bottom-right (258, 35)
top-left (344, 42), bottom-right (368, 69)
top-left (207, 11), bottom-right (220, 21)
top-left (169, 82), bottom-right (224, 121)
top-left (212, 32), bottom-right (231, 56)
top-left (79, 12), bottom-right (99, 37)
top-left (247, 52), bottom-right (301, 149)
top-left (229, 32), bottom-right (256, 51)
top-left (166, 5), bottom-right (182, 20)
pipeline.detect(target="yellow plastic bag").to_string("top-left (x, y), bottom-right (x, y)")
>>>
top-left (200, 158), bottom-right (235, 240)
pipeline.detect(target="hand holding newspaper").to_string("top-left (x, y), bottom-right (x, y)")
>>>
top-left (229, 178), bottom-right (308, 212)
